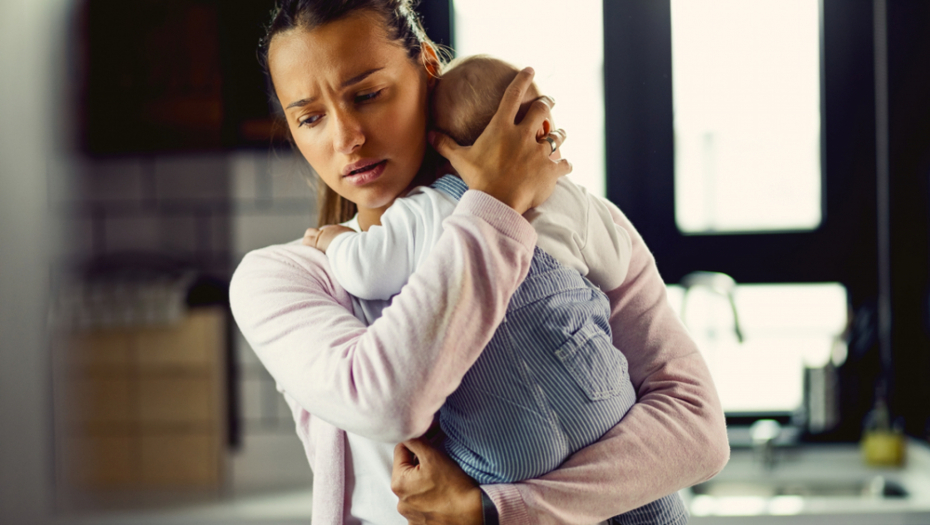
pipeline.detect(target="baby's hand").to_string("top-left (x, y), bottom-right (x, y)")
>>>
top-left (303, 225), bottom-right (354, 252)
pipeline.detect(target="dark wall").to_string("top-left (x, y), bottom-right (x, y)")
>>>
top-left (887, 0), bottom-right (930, 439)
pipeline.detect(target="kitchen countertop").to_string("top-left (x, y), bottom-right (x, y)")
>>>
top-left (55, 440), bottom-right (930, 524)
top-left (687, 437), bottom-right (930, 524)
top-left (56, 489), bottom-right (314, 525)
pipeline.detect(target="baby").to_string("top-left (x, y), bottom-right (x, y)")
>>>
top-left (308, 55), bottom-right (686, 523)
top-left (315, 55), bottom-right (633, 300)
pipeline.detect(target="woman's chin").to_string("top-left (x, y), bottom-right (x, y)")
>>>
top-left (353, 192), bottom-right (397, 215)
top-left (349, 179), bottom-right (414, 213)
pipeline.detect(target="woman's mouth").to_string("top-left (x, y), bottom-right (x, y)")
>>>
top-left (342, 160), bottom-right (387, 185)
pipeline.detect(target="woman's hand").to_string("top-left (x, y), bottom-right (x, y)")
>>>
top-left (429, 67), bottom-right (571, 214)
top-left (391, 437), bottom-right (484, 525)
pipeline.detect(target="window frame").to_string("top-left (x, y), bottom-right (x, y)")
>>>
top-left (603, 0), bottom-right (879, 290)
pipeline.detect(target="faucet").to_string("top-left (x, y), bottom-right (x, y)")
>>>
top-left (679, 271), bottom-right (745, 343)
top-left (750, 419), bottom-right (782, 470)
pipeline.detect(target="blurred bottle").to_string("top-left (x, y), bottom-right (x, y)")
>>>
top-left (860, 389), bottom-right (905, 467)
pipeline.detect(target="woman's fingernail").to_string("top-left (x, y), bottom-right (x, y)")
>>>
top-left (524, 66), bottom-right (535, 76)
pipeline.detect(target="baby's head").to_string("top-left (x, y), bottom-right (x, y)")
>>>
top-left (431, 55), bottom-right (550, 147)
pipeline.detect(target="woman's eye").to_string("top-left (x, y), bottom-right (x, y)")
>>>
top-left (355, 89), bottom-right (383, 103)
top-left (298, 114), bottom-right (322, 128)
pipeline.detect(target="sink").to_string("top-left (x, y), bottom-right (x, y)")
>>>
top-left (693, 476), bottom-right (908, 498)
top-left (684, 438), bottom-right (930, 523)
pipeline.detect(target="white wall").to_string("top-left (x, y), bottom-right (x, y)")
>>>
top-left (0, 0), bottom-right (69, 522)
top-left (0, 1), bottom-right (323, 519)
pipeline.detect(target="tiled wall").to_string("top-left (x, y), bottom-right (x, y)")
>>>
top-left (227, 150), bottom-right (319, 493)
top-left (53, 155), bottom-right (231, 276)
top-left (56, 149), bottom-right (320, 493)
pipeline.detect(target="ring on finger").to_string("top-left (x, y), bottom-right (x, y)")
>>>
top-left (544, 136), bottom-right (558, 155)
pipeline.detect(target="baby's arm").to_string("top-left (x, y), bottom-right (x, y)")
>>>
top-left (303, 224), bottom-right (411, 300)
top-left (303, 224), bottom-right (354, 252)
top-left (323, 205), bottom-right (419, 301)
top-left (318, 189), bottom-right (455, 301)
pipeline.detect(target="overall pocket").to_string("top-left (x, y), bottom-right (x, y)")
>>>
top-left (554, 323), bottom-right (629, 401)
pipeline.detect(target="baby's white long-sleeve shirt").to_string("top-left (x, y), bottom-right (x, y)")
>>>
top-left (327, 175), bottom-right (633, 301)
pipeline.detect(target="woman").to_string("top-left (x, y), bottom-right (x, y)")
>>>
top-left (229, 1), bottom-right (729, 523)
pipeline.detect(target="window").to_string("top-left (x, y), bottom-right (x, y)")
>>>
top-left (452, 0), bottom-right (605, 195)
top-left (604, 1), bottom-right (882, 421)
top-left (670, 0), bottom-right (822, 233)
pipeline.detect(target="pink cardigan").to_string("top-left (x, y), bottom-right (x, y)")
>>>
top-left (229, 190), bottom-right (729, 524)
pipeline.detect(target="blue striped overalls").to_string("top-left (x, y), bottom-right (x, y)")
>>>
top-left (432, 176), bottom-right (688, 525)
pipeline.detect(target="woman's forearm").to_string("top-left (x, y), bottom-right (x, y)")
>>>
top-left (482, 201), bottom-right (729, 525)
top-left (483, 349), bottom-right (727, 524)
top-left (230, 191), bottom-right (537, 442)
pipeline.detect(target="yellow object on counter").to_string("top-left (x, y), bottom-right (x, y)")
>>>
top-left (862, 430), bottom-right (906, 467)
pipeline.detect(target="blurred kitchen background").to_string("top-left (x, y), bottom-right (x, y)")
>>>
top-left (2, 0), bottom-right (930, 524)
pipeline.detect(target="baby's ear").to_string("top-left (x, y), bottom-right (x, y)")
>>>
top-left (536, 118), bottom-right (552, 141)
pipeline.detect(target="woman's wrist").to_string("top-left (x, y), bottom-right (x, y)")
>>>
top-left (465, 180), bottom-right (531, 215)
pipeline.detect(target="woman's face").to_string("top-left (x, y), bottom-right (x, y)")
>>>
top-left (268, 12), bottom-right (431, 226)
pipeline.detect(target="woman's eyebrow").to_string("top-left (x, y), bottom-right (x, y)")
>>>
top-left (341, 67), bottom-right (384, 88)
top-left (285, 68), bottom-right (385, 110)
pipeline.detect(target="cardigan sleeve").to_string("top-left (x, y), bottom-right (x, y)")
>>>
top-left (229, 191), bottom-right (537, 443)
top-left (483, 199), bottom-right (730, 525)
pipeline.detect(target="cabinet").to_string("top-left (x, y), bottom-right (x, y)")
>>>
top-left (55, 309), bottom-right (227, 493)
top-left (81, 0), bottom-right (282, 154)
top-left (79, 0), bottom-right (453, 154)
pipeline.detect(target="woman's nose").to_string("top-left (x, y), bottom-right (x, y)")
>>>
top-left (332, 110), bottom-right (365, 154)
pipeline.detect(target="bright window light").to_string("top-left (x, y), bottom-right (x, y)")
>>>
top-left (667, 283), bottom-right (847, 413)
top-left (671, 0), bottom-right (822, 233)
top-left (452, 0), bottom-right (605, 196)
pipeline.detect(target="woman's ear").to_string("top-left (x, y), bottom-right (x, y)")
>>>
top-left (420, 43), bottom-right (441, 86)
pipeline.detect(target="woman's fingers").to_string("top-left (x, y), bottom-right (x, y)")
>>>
top-left (400, 436), bottom-right (433, 462)
top-left (433, 64), bottom-right (570, 214)
top-left (521, 95), bottom-right (557, 136)
top-left (392, 442), bottom-right (418, 474)
top-left (542, 128), bottom-right (568, 159)
top-left (428, 130), bottom-right (465, 161)
top-left (391, 438), bottom-right (484, 525)
top-left (490, 67), bottom-right (538, 127)
top-left (548, 127), bottom-right (568, 149)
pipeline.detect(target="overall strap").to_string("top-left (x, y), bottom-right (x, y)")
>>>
top-left (430, 174), bottom-right (468, 201)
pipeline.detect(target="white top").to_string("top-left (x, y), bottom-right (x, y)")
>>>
top-left (327, 176), bottom-right (633, 301)
top-left (283, 386), bottom-right (401, 524)
top-left (344, 415), bottom-right (404, 525)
